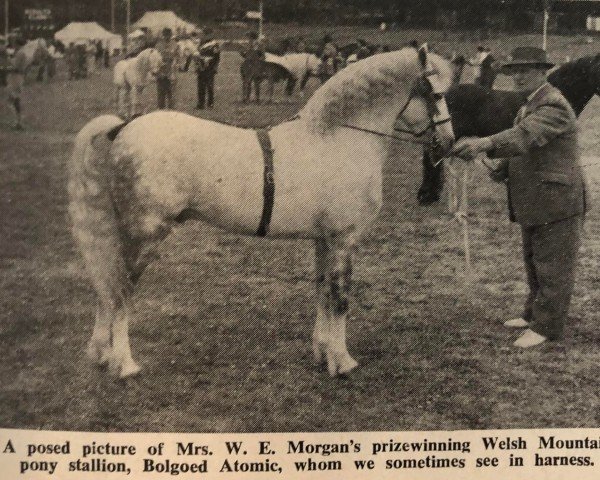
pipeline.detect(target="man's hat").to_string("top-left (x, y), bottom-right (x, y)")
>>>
top-left (501, 46), bottom-right (554, 72)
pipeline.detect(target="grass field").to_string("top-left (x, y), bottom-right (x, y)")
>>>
top-left (1, 28), bottom-right (599, 433)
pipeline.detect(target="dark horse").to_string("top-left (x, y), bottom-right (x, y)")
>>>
top-left (418, 54), bottom-right (600, 205)
top-left (240, 57), bottom-right (295, 103)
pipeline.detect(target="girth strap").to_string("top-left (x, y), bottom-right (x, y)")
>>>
top-left (255, 129), bottom-right (275, 237)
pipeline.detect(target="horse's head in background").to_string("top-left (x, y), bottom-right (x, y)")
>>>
top-left (547, 53), bottom-right (600, 116)
top-left (139, 48), bottom-right (163, 79)
top-left (147, 48), bottom-right (163, 77)
top-left (305, 53), bottom-right (323, 76)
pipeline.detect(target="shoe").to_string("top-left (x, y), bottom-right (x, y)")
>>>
top-left (195, 104), bottom-right (204, 109)
top-left (504, 318), bottom-right (529, 328)
top-left (513, 329), bottom-right (547, 348)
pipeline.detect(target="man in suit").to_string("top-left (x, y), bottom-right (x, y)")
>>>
top-left (241, 31), bottom-right (265, 103)
top-left (194, 36), bottom-right (220, 109)
top-left (155, 28), bottom-right (180, 109)
top-left (6, 38), bottom-right (27, 130)
top-left (451, 46), bottom-right (588, 348)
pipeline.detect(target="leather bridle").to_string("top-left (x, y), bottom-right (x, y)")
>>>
top-left (393, 71), bottom-right (453, 150)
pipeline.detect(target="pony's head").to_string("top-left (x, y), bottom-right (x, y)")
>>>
top-left (306, 53), bottom-right (323, 74)
top-left (400, 44), bottom-right (455, 154)
top-left (301, 44), bottom-right (455, 153)
top-left (547, 53), bottom-right (600, 115)
top-left (141, 48), bottom-right (163, 77)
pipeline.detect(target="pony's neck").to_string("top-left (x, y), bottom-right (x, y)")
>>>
top-left (548, 59), bottom-right (597, 115)
top-left (137, 51), bottom-right (151, 80)
top-left (300, 49), bottom-right (431, 135)
top-left (354, 96), bottom-right (415, 134)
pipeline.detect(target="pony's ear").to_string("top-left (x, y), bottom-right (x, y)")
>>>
top-left (418, 43), bottom-right (429, 69)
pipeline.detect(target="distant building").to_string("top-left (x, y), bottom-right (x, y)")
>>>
top-left (552, 0), bottom-right (600, 31)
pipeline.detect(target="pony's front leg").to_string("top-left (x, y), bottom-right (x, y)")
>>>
top-left (124, 88), bottom-right (132, 120)
top-left (315, 236), bottom-right (358, 376)
top-left (254, 79), bottom-right (261, 104)
top-left (130, 87), bottom-right (140, 118)
top-left (116, 87), bottom-right (125, 119)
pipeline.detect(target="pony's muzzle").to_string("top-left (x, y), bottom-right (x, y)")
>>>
top-left (431, 125), bottom-right (455, 159)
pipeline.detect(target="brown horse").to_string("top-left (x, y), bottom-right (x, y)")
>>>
top-left (240, 55), bottom-right (295, 103)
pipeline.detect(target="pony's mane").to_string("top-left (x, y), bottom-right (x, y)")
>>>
top-left (300, 48), bottom-right (452, 133)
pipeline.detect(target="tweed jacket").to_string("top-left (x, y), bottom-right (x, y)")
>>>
top-left (488, 83), bottom-right (588, 226)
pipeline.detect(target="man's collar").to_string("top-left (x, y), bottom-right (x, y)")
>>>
top-left (527, 82), bottom-right (551, 102)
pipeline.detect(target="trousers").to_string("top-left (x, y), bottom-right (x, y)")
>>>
top-left (521, 215), bottom-right (583, 339)
top-left (196, 73), bottom-right (215, 108)
top-left (156, 77), bottom-right (176, 109)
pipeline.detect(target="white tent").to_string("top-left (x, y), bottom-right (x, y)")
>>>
top-left (132, 11), bottom-right (199, 36)
top-left (54, 22), bottom-right (122, 52)
top-left (128, 29), bottom-right (146, 39)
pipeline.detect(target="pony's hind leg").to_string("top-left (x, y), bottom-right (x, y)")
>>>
top-left (267, 78), bottom-right (275, 103)
top-left (87, 297), bottom-right (140, 378)
top-left (87, 299), bottom-right (113, 366)
top-left (313, 237), bottom-right (330, 364)
top-left (110, 301), bottom-right (141, 377)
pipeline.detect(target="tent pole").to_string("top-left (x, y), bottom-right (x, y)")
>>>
top-left (125, 0), bottom-right (131, 52)
top-left (110, 0), bottom-right (115, 32)
top-left (4, 0), bottom-right (8, 39)
top-left (259, 0), bottom-right (263, 39)
top-left (542, 8), bottom-right (549, 51)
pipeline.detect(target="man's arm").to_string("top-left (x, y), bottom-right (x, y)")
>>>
top-left (487, 103), bottom-right (575, 157)
top-left (451, 101), bottom-right (575, 160)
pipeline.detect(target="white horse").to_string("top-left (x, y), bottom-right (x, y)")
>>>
top-left (18, 38), bottom-right (52, 81)
top-left (113, 48), bottom-right (162, 119)
top-left (177, 39), bottom-right (198, 72)
top-left (69, 46), bottom-right (454, 378)
top-left (264, 52), bottom-right (323, 94)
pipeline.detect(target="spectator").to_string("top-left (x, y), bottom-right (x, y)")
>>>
top-left (155, 27), bottom-right (180, 110)
top-left (194, 37), bottom-right (220, 109)
top-left (6, 38), bottom-right (27, 129)
top-left (241, 31), bottom-right (265, 103)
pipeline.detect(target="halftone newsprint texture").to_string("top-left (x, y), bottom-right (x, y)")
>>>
top-left (1, 1), bottom-right (599, 478)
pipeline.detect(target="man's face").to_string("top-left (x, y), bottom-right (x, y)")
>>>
top-left (510, 66), bottom-right (547, 92)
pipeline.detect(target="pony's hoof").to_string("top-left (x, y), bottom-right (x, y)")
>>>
top-left (108, 355), bottom-right (141, 378)
top-left (87, 341), bottom-right (111, 367)
top-left (326, 350), bottom-right (358, 376)
top-left (312, 340), bottom-right (328, 364)
top-left (120, 360), bottom-right (142, 378)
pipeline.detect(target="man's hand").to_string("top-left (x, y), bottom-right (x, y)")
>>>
top-left (450, 136), bottom-right (493, 161)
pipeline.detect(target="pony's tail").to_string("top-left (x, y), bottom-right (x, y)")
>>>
top-left (68, 115), bottom-right (131, 306)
